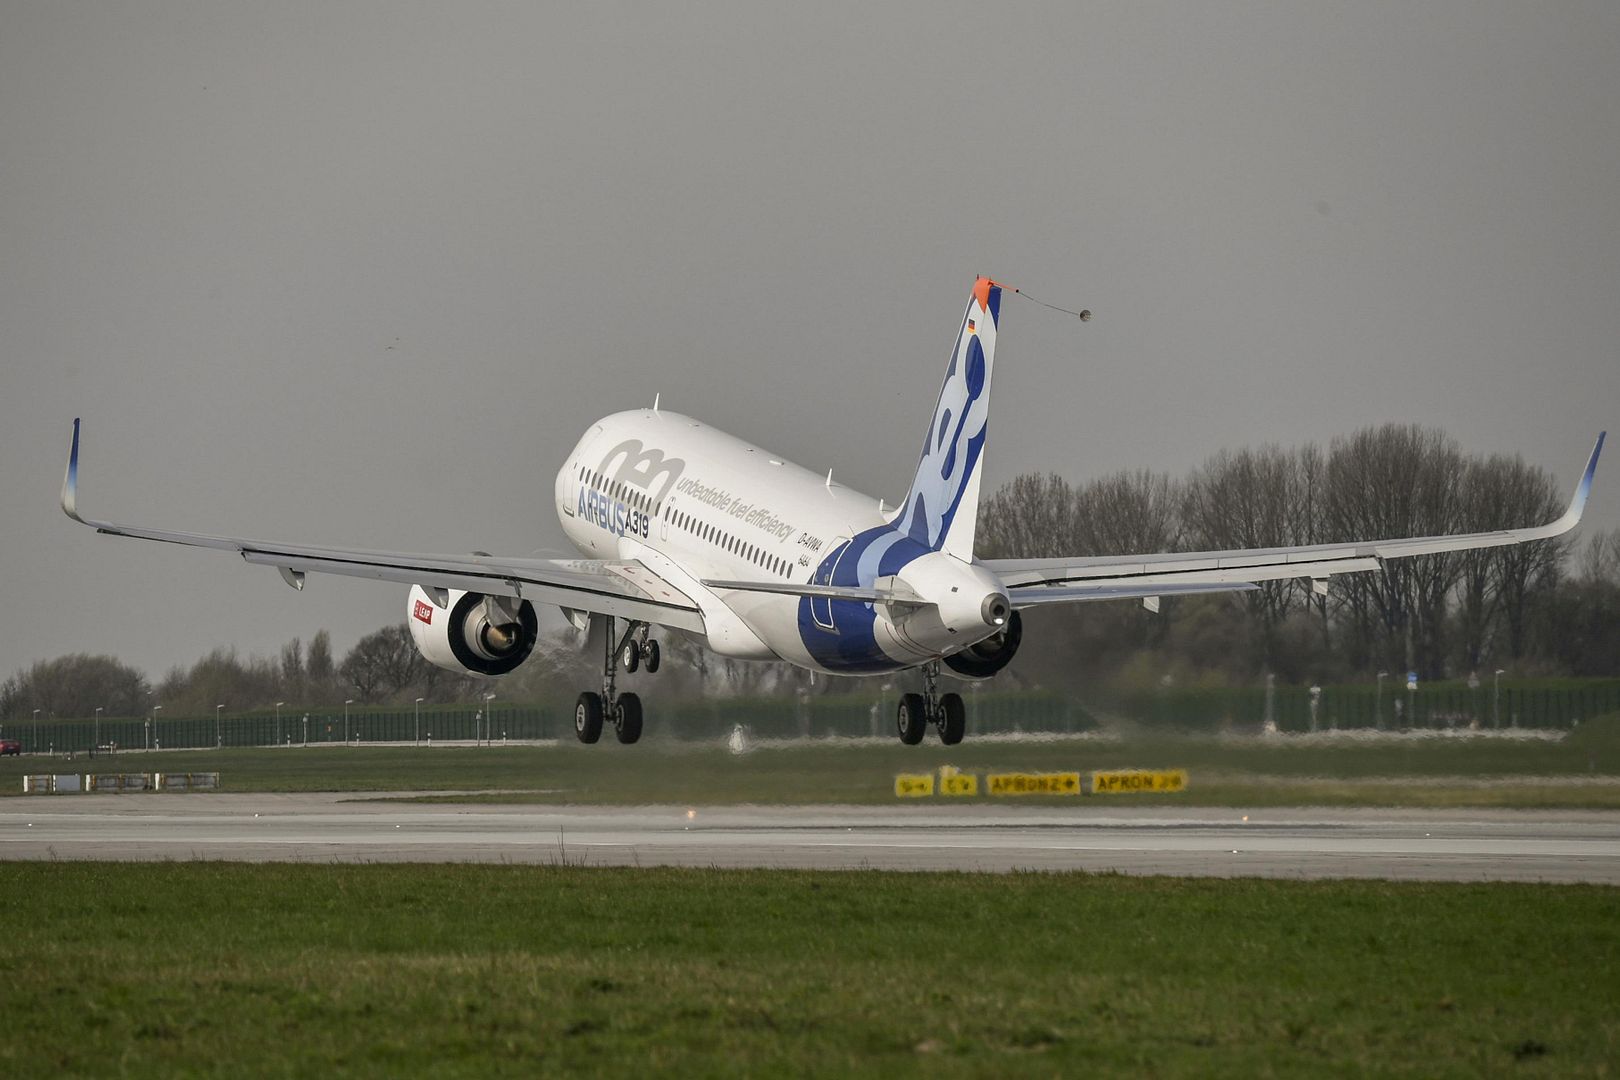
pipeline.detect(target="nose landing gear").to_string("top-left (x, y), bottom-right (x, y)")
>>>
top-left (576, 615), bottom-right (658, 745)
top-left (895, 662), bottom-right (966, 745)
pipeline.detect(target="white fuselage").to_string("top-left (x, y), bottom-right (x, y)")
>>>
top-left (554, 409), bottom-right (1006, 674)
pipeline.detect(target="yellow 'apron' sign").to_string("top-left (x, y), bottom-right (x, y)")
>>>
top-left (987, 772), bottom-right (1081, 796)
top-left (894, 773), bottom-right (935, 797)
top-left (1091, 769), bottom-right (1188, 794)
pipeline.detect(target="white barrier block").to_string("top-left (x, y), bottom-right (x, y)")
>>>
top-left (155, 772), bottom-right (220, 792)
top-left (85, 774), bottom-right (154, 793)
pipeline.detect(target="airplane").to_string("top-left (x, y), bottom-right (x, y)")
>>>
top-left (62, 278), bottom-right (1605, 746)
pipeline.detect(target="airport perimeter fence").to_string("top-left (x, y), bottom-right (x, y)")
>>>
top-left (1101, 678), bottom-right (1620, 734)
top-left (1, 705), bottom-right (563, 755)
top-left (4, 691), bottom-right (1094, 753)
top-left (5, 680), bottom-right (1616, 754)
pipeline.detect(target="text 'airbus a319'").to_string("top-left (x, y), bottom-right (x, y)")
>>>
top-left (63, 278), bottom-right (1605, 745)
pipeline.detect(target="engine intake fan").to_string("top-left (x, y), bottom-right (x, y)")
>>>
top-left (942, 609), bottom-right (1022, 680)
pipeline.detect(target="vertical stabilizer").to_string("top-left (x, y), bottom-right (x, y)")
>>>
top-left (894, 277), bottom-right (1001, 559)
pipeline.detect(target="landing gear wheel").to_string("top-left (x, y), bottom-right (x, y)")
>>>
top-left (614, 692), bottom-right (643, 744)
top-left (575, 692), bottom-right (603, 744)
top-left (622, 643), bottom-right (640, 673)
top-left (643, 639), bottom-right (661, 674)
top-left (939, 693), bottom-right (966, 745)
top-left (897, 693), bottom-right (927, 745)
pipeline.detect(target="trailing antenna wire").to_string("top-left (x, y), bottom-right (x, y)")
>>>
top-left (998, 281), bottom-right (1092, 322)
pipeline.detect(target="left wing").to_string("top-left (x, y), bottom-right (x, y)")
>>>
top-left (60, 419), bottom-right (705, 633)
top-left (987, 432), bottom-right (1604, 608)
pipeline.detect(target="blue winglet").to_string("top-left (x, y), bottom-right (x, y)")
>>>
top-left (61, 418), bottom-right (85, 524)
top-left (1572, 430), bottom-right (1605, 519)
top-left (1544, 430), bottom-right (1606, 537)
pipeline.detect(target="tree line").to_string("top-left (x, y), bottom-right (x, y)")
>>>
top-left (3, 627), bottom-right (457, 724)
top-left (0, 618), bottom-right (793, 722)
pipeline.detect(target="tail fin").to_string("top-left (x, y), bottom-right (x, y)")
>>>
top-left (894, 277), bottom-right (1001, 559)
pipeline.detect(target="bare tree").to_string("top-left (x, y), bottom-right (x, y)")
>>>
top-left (1579, 528), bottom-right (1620, 585)
top-left (1453, 455), bottom-right (1567, 667)
top-left (1326, 424), bottom-right (1465, 677)
top-left (279, 637), bottom-right (305, 699)
top-left (305, 630), bottom-right (336, 702)
top-left (976, 472), bottom-right (1077, 559)
top-left (1292, 442), bottom-right (1332, 644)
top-left (1536, 528), bottom-right (1620, 676)
top-left (339, 624), bottom-right (425, 702)
top-left (1073, 469), bottom-right (1181, 556)
top-left (1182, 445), bottom-right (1300, 657)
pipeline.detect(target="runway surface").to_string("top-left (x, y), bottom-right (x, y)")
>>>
top-left (5, 793), bottom-right (1620, 882)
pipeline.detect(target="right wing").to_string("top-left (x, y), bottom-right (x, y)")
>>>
top-left (987, 432), bottom-right (1604, 607)
top-left (60, 419), bottom-right (705, 633)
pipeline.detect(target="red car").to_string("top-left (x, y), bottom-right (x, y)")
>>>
top-left (0, 738), bottom-right (20, 756)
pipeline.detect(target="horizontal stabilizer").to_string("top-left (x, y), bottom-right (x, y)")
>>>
top-left (700, 578), bottom-right (932, 607)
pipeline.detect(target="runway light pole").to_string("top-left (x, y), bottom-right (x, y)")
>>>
top-left (33, 709), bottom-right (40, 754)
top-left (415, 697), bottom-right (424, 746)
top-left (94, 706), bottom-right (103, 753)
top-left (276, 701), bottom-right (285, 746)
top-left (1494, 669), bottom-right (1506, 729)
top-left (482, 693), bottom-right (496, 746)
top-left (152, 704), bottom-right (162, 750)
top-left (345, 699), bottom-right (354, 745)
top-left (216, 704), bottom-right (224, 748)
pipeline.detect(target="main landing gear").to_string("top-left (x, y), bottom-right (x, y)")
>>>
top-left (896, 662), bottom-right (965, 746)
top-left (575, 616), bottom-right (659, 745)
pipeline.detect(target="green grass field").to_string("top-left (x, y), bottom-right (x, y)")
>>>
top-left (5, 719), bottom-right (1620, 807)
top-left (2, 864), bottom-right (1616, 1076)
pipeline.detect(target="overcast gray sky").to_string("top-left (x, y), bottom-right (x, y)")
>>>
top-left (3, 1), bottom-right (1616, 680)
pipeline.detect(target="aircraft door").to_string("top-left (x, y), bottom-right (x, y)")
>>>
top-left (809, 537), bottom-right (853, 632)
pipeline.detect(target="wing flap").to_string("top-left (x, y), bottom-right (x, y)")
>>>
top-left (1011, 581), bottom-right (1259, 608)
top-left (702, 579), bottom-right (886, 601)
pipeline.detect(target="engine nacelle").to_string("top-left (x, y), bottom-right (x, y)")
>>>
top-left (942, 609), bottom-right (1022, 680)
top-left (407, 585), bottom-right (539, 677)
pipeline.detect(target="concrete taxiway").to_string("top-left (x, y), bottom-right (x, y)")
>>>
top-left (4, 793), bottom-right (1620, 882)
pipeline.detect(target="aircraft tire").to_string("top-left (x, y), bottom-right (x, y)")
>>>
top-left (575, 692), bottom-right (603, 744)
top-left (622, 643), bottom-right (640, 673)
top-left (940, 693), bottom-right (966, 745)
top-left (615, 692), bottom-right (643, 744)
top-left (644, 640), bottom-right (661, 674)
top-left (897, 693), bottom-right (927, 745)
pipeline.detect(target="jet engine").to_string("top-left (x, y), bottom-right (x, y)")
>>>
top-left (406, 585), bottom-right (539, 677)
top-left (942, 609), bottom-right (1022, 680)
